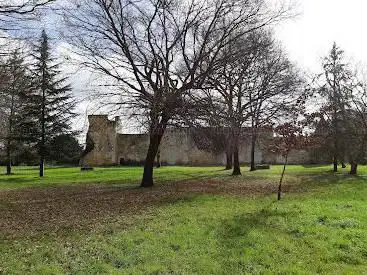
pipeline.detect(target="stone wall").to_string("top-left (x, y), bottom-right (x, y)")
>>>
top-left (115, 128), bottom-right (264, 166)
top-left (83, 115), bottom-right (310, 166)
top-left (116, 134), bottom-right (149, 164)
top-left (266, 150), bottom-right (311, 165)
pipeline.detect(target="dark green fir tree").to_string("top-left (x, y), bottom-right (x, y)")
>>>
top-left (28, 30), bottom-right (75, 177)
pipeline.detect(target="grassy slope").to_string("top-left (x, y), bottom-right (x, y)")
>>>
top-left (1, 165), bottom-right (367, 274)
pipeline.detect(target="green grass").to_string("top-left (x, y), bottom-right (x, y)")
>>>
top-left (0, 164), bottom-right (345, 190)
top-left (1, 165), bottom-right (367, 274)
top-left (0, 166), bottom-right (225, 190)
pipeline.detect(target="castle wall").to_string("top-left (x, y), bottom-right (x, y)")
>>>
top-left (84, 115), bottom-right (310, 166)
top-left (116, 134), bottom-right (150, 164)
top-left (266, 149), bottom-right (311, 165)
top-left (114, 128), bottom-right (264, 166)
top-left (160, 128), bottom-right (224, 165)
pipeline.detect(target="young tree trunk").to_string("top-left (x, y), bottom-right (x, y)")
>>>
top-left (141, 132), bottom-right (164, 187)
top-left (278, 155), bottom-right (288, 201)
top-left (225, 150), bottom-right (233, 170)
top-left (232, 140), bottom-right (241, 176)
top-left (350, 161), bottom-right (358, 175)
top-left (250, 132), bottom-right (257, 172)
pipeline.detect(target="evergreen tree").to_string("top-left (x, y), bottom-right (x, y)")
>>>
top-left (27, 30), bottom-right (75, 177)
top-left (48, 134), bottom-right (82, 165)
top-left (0, 50), bottom-right (32, 175)
top-left (317, 43), bottom-right (353, 172)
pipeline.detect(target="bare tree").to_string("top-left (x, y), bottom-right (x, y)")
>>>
top-left (207, 34), bottom-right (262, 175)
top-left (202, 31), bottom-right (278, 175)
top-left (342, 72), bottom-right (367, 174)
top-left (0, 0), bottom-right (55, 31)
top-left (247, 37), bottom-right (305, 171)
top-left (180, 88), bottom-right (233, 170)
top-left (62, 0), bottom-right (294, 187)
top-left (177, 30), bottom-right (303, 175)
top-left (0, 0), bottom-right (54, 14)
top-left (269, 122), bottom-right (310, 200)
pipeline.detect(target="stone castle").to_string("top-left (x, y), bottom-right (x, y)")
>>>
top-left (83, 115), bottom-right (311, 166)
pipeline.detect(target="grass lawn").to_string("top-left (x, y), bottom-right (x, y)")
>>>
top-left (0, 165), bottom-right (367, 274)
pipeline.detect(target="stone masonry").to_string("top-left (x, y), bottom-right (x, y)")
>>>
top-left (83, 115), bottom-right (312, 166)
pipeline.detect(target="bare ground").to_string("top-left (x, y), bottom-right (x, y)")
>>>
top-left (0, 178), bottom-right (294, 236)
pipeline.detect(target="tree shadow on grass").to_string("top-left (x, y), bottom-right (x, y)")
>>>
top-left (215, 203), bottom-right (300, 271)
top-left (301, 164), bottom-right (330, 168)
top-left (0, 177), bottom-right (39, 183)
top-left (295, 171), bottom-right (364, 191)
top-left (217, 203), bottom-right (297, 242)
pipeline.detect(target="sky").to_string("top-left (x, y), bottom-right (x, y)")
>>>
top-left (58, 0), bottom-right (367, 99)
top-left (4, 0), bottom-right (367, 135)
top-left (276, 0), bottom-right (367, 72)
top-left (63, 0), bottom-right (367, 133)
top-left (5, 0), bottom-right (367, 85)
top-left (46, 0), bottom-right (367, 94)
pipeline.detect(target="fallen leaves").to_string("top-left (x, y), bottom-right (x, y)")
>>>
top-left (0, 178), bottom-right (283, 236)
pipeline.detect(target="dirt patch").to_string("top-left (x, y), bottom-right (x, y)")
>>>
top-left (0, 178), bottom-right (284, 236)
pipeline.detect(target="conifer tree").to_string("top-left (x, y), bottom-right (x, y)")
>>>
top-left (318, 43), bottom-right (353, 172)
top-left (0, 50), bottom-right (32, 175)
top-left (28, 30), bottom-right (75, 177)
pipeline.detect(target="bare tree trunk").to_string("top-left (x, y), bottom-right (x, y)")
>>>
top-left (278, 155), bottom-right (288, 201)
top-left (141, 132), bottom-right (164, 187)
top-left (225, 150), bottom-right (232, 170)
top-left (350, 161), bottom-right (358, 175)
top-left (232, 139), bottom-right (241, 176)
top-left (250, 132), bottom-right (257, 172)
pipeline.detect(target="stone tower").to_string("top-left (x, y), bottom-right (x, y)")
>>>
top-left (83, 115), bottom-right (119, 166)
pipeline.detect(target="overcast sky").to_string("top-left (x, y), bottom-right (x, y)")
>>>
top-left (71, 0), bottom-right (367, 132)
top-left (276, 0), bottom-right (367, 72)
top-left (59, 0), bottom-right (367, 97)
top-left (50, 0), bottom-right (367, 92)
top-left (5, 0), bottom-right (367, 134)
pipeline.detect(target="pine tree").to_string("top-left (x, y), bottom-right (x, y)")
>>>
top-left (28, 30), bottom-right (75, 177)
